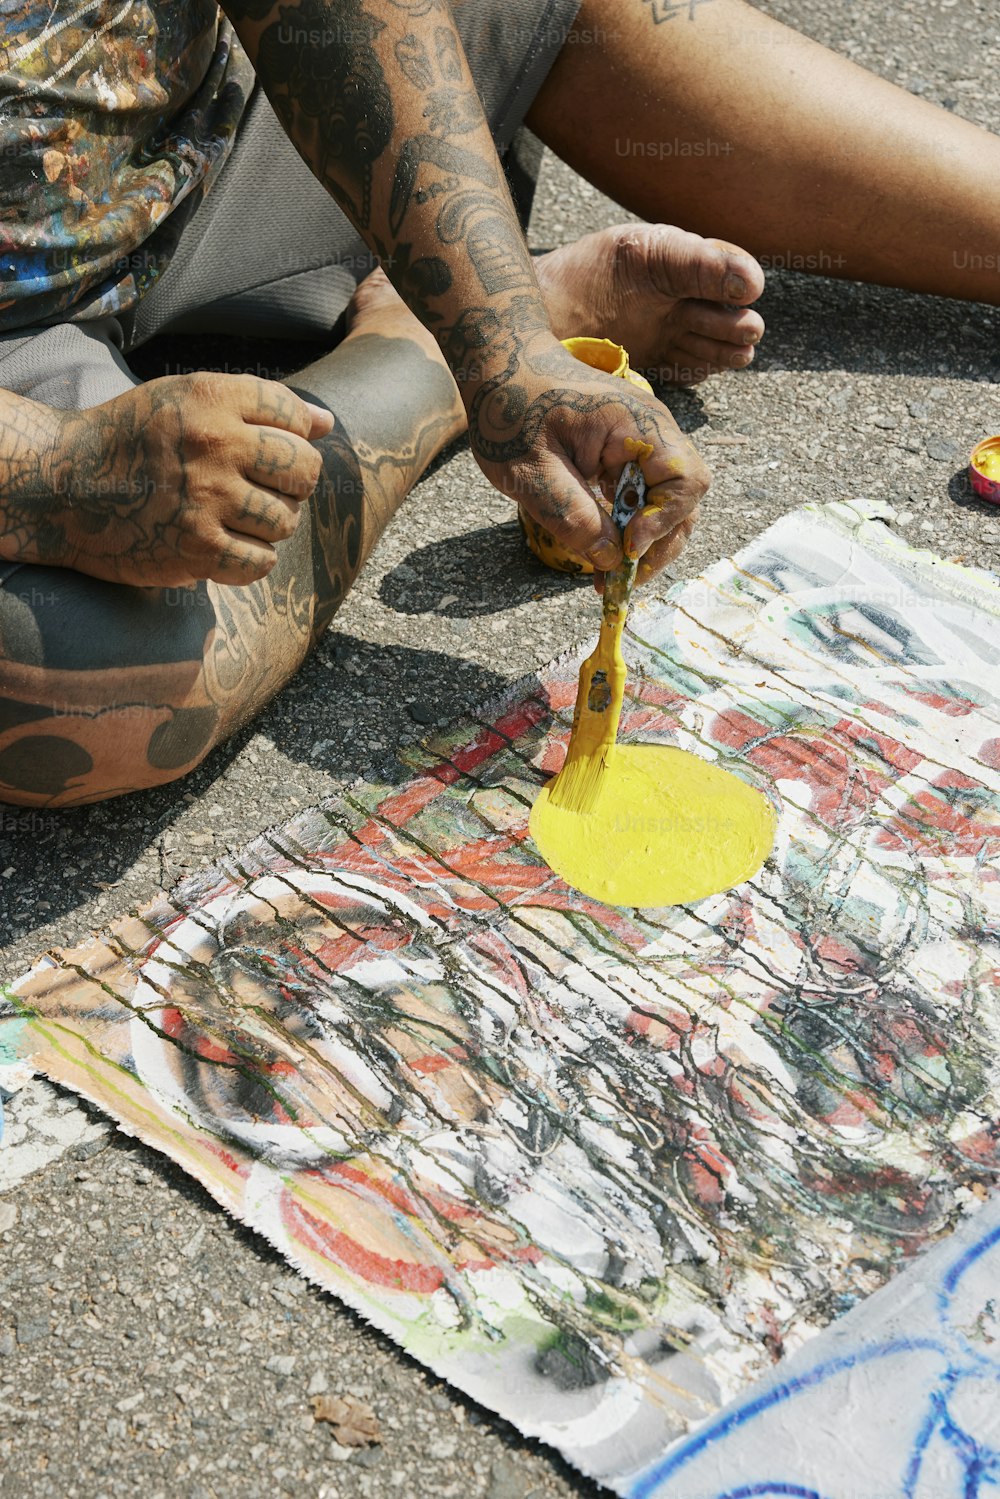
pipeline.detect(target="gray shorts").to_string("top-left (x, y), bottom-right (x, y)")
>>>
top-left (0, 0), bottom-right (580, 430)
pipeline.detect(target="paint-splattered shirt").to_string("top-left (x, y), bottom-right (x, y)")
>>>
top-left (0, 2), bottom-right (255, 333)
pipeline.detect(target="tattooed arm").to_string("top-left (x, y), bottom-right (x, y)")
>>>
top-left (222, 0), bottom-right (709, 580)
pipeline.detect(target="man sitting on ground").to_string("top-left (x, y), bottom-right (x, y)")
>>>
top-left (0, 0), bottom-right (996, 805)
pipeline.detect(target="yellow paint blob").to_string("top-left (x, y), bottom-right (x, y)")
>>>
top-left (530, 498), bottom-right (777, 906)
top-left (974, 448), bottom-right (1000, 481)
top-left (526, 401), bottom-right (776, 908)
top-left (530, 742), bottom-right (777, 908)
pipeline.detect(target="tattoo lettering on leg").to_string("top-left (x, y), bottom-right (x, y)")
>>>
top-left (285, 333), bottom-right (462, 640)
top-left (642, 0), bottom-right (716, 21)
top-left (305, 423), bottom-right (368, 639)
top-left (203, 575), bottom-right (299, 723)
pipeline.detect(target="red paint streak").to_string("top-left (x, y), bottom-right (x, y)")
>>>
top-left (282, 1193), bottom-right (445, 1293)
top-left (159, 1006), bottom-right (296, 1080)
top-left (904, 688), bottom-right (980, 718)
top-left (981, 738), bottom-right (1000, 771)
top-left (408, 1045), bottom-right (470, 1076)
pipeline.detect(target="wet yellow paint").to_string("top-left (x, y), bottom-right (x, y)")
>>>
top-left (530, 741), bottom-right (777, 908)
top-left (530, 432), bottom-right (776, 907)
top-left (974, 448), bottom-right (1000, 481)
top-left (543, 589), bottom-right (630, 818)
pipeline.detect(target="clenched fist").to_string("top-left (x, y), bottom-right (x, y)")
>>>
top-left (33, 373), bottom-right (334, 588)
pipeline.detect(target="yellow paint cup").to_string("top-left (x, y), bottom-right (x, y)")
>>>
top-left (970, 436), bottom-right (1000, 505)
top-left (518, 338), bottom-right (655, 575)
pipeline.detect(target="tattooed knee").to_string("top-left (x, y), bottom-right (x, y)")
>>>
top-left (0, 688), bottom-right (222, 807)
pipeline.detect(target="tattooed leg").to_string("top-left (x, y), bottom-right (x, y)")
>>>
top-left (0, 275), bottom-right (465, 808)
top-left (527, 0), bottom-right (1000, 305)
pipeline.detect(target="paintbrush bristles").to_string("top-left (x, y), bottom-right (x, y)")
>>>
top-left (547, 636), bottom-right (626, 814)
top-left (546, 556), bottom-right (635, 816)
top-left (547, 742), bottom-right (612, 814)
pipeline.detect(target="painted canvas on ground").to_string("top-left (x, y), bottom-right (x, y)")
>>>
top-left (2, 501), bottom-right (1000, 1494)
top-left (634, 1181), bottom-right (1000, 1496)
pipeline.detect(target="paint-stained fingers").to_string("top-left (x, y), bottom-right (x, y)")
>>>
top-left (625, 490), bottom-right (703, 568)
top-left (522, 461), bottom-right (624, 573)
top-left (622, 448), bottom-right (709, 565)
top-left (634, 511), bottom-right (701, 585)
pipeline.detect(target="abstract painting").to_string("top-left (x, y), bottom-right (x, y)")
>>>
top-left (2, 500), bottom-right (999, 1494)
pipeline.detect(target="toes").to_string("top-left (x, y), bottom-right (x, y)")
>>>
top-left (635, 223), bottom-right (765, 310)
top-left (634, 225), bottom-right (737, 306)
top-left (683, 300), bottom-right (765, 348)
top-left (704, 237), bottom-right (767, 305)
top-left (658, 333), bottom-right (756, 385)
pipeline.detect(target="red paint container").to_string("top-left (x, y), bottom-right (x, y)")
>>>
top-left (969, 436), bottom-right (1000, 506)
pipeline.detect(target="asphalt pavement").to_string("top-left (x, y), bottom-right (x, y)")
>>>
top-left (2, 1), bottom-right (1000, 1494)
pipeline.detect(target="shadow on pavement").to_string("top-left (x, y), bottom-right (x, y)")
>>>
top-left (948, 465), bottom-right (1000, 520)
top-left (265, 633), bottom-right (515, 767)
top-left (0, 635), bottom-right (514, 962)
top-left (380, 519), bottom-right (590, 617)
top-left (750, 271), bottom-right (1000, 382)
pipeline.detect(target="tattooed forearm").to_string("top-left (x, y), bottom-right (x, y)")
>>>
top-left (253, 1), bottom-right (395, 230)
top-left (221, 0), bottom-right (551, 383)
top-left (388, 137), bottom-right (497, 240)
top-left (217, 0), bottom-right (703, 565)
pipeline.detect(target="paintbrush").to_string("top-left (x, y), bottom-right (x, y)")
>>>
top-left (546, 459), bottom-right (647, 815)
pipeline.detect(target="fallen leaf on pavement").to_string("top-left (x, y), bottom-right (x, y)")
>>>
top-left (310, 1394), bottom-right (382, 1446)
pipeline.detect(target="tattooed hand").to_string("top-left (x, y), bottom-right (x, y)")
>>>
top-left (461, 329), bottom-right (709, 585)
top-left (0, 375), bottom-right (334, 589)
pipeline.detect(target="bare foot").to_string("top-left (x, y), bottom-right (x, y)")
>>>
top-left (534, 224), bottom-right (766, 385)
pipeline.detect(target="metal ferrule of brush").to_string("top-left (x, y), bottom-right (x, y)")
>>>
top-left (603, 458), bottom-right (647, 620)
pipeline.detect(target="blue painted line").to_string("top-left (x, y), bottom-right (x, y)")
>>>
top-left (629, 1338), bottom-right (945, 1498)
top-left (940, 1223), bottom-right (1000, 1306)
